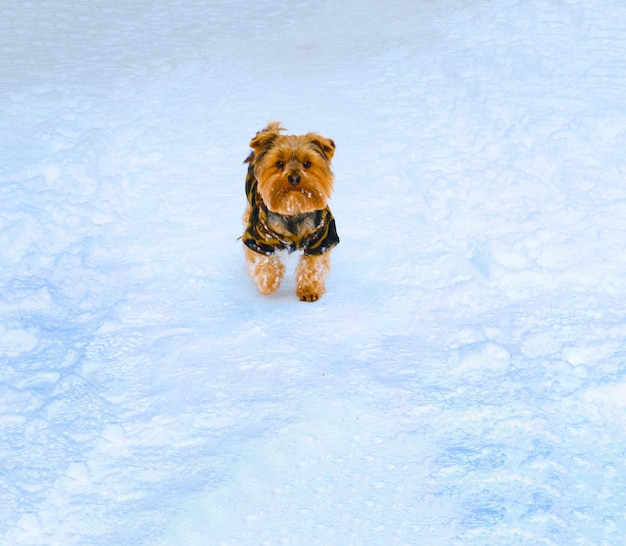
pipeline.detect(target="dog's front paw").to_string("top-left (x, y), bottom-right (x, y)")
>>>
top-left (255, 264), bottom-right (284, 295)
top-left (298, 290), bottom-right (322, 302)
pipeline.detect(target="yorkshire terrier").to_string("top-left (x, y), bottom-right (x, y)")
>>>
top-left (241, 122), bottom-right (339, 301)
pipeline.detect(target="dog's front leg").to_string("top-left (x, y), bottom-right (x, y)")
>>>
top-left (295, 252), bottom-right (331, 302)
top-left (244, 247), bottom-right (285, 295)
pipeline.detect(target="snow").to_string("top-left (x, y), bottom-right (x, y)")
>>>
top-left (2, 0), bottom-right (626, 544)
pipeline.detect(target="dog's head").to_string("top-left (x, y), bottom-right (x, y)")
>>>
top-left (246, 122), bottom-right (335, 216)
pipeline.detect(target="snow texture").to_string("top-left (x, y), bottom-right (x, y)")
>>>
top-left (2, 0), bottom-right (626, 544)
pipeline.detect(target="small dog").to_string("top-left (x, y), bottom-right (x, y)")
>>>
top-left (241, 122), bottom-right (339, 301)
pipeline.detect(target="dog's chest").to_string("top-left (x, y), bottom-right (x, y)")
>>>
top-left (266, 211), bottom-right (319, 242)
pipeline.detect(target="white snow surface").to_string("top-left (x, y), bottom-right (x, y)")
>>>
top-left (2, 0), bottom-right (626, 544)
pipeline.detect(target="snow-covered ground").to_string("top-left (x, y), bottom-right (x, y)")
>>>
top-left (2, 0), bottom-right (626, 544)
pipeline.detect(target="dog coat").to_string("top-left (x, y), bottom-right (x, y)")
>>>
top-left (242, 166), bottom-right (339, 256)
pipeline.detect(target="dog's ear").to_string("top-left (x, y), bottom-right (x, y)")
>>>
top-left (249, 122), bottom-right (285, 153)
top-left (310, 135), bottom-right (335, 161)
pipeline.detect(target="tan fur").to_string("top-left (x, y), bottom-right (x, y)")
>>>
top-left (244, 246), bottom-right (285, 295)
top-left (295, 252), bottom-right (331, 302)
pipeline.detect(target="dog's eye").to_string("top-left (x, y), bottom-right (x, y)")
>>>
top-left (276, 161), bottom-right (284, 169)
top-left (303, 161), bottom-right (312, 169)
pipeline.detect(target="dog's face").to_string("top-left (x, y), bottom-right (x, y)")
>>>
top-left (248, 122), bottom-right (335, 216)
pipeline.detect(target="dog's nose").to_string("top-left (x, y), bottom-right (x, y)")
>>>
top-left (288, 174), bottom-right (301, 187)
